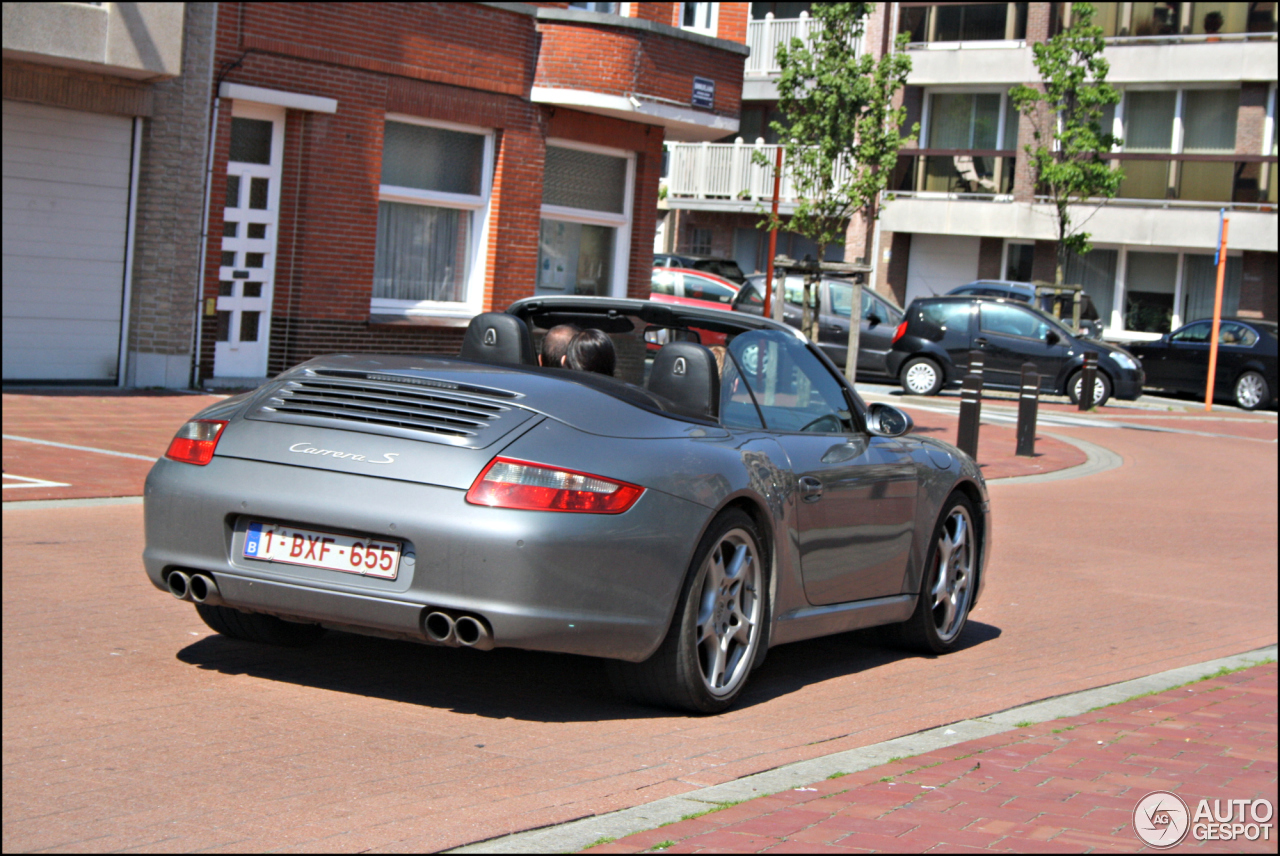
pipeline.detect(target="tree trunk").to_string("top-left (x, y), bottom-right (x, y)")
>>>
top-left (844, 281), bottom-right (862, 385)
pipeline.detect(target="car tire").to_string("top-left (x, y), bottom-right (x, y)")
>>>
top-left (195, 603), bottom-right (326, 647)
top-left (900, 357), bottom-right (944, 396)
top-left (1233, 371), bottom-right (1270, 411)
top-left (1067, 369), bottom-right (1112, 408)
top-left (607, 509), bottom-right (768, 714)
top-left (884, 493), bottom-right (978, 655)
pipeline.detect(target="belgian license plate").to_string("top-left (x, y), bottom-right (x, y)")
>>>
top-left (243, 521), bottom-right (401, 579)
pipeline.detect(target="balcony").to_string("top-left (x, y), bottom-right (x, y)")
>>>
top-left (662, 140), bottom-right (808, 212)
top-left (1106, 154), bottom-right (1277, 210)
top-left (888, 150), bottom-right (1017, 199)
top-left (743, 13), bottom-right (859, 100)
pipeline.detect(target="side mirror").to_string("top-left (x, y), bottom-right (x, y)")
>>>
top-left (867, 402), bottom-right (913, 438)
top-left (867, 312), bottom-right (882, 328)
top-left (1045, 330), bottom-right (1061, 346)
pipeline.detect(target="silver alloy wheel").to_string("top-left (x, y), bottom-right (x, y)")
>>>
top-left (1073, 374), bottom-right (1106, 406)
top-left (694, 528), bottom-right (762, 698)
top-left (905, 361), bottom-right (938, 394)
top-left (929, 503), bottom-right (974, 644)
top-left (1235, 372), bottom-right (1265, 409)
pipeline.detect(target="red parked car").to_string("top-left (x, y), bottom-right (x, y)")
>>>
top-left (648, 268), bottom-right (740, 348)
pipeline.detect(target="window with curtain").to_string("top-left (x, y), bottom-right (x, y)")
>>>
top-left (1064, 247), bottom-right (1118, 328)
top-left (373, 120), bottom-right (490, 307)
top-left (538, 144), bottom-right (631, 297)
top-left (1180, 89), bottom-right (1240, 202)
top-left (1182, 254), bottom-right (1243, 322)
top-left (1124, 251), bottom-right (1178, 333)
top-left (923, 92), bottom-right (1016, 193)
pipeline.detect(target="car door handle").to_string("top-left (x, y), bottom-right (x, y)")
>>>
top-left (798, 476), bottom-right (824, 502)
top-left (974, 337), bottom-right (988, 345)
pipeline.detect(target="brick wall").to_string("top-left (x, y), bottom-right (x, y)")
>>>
top-left (1236, 83), bottom-right (1270, 155)
top-left (880, 231), bottom-right (912, 306)
top-left (127, 4), bottom-right (215, 376)
top-left (1031, 240), bottom-right (1058, 283)
top-left (534, 19), bottom-right (743, 122)
top-left (976, 237), bottom-right (1004, 280)
top-left (1239, 251), bottom-right (1277, 321)
top-left (717, 3), bottom-right (749, 44)
top-left (1, 58), bottom-right (154, 116)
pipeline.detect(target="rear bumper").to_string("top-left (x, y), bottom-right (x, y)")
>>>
top-left (143, 456), bottom-right (709, 662)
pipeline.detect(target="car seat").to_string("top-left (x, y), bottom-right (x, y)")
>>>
top-left (459, 313), bottom-right (538, 366)
top-left (647, 341), bottom-right (720, 420)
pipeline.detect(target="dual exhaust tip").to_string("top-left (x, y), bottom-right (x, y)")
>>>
top-left (167, 571), bottom-right (223, 606)
top-left (424, 610), bottom-right (493, 651)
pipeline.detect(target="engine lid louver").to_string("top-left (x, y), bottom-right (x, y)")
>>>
top-left (246, 373), bottom-right (534, 448)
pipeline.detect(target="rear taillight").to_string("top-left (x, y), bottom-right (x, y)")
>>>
top-left (892, 320), bottom-right (908, 344)
top-left (164, 420), bottom-right (228, 466)
top-left (466, 458), bottom-right (644, 514)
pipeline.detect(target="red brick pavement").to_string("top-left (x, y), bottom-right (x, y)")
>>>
top-left (585, 664), bottom-right (1278, 853)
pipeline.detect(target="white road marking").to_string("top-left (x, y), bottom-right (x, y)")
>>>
top-left (2, 434), bottom-right (157, 461)
top-left (3, 474), bottom-right (72, 489)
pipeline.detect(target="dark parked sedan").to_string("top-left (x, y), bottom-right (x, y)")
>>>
top-left (732, 274), bottom-right (904, 380)
top-left (145, 297), bottom-right (990, 714)
top-left (886, 296), bottom-right (1143, 407)
top-left (1125, 318), bottom-right (1277, 410)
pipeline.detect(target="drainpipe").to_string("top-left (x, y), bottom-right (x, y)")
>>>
top-left (190, 3), bottom-right (219, 390)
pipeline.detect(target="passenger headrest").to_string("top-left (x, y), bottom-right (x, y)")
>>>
top-left (460, 313), bottom-right (537, 366)
top-left (648, 342), bottom-right (720, 420)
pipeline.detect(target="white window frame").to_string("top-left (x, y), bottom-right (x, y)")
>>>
top-left (1001, 239), bottom-right (1035, 281)
top-left (1107, 244), bottom-right (1245, 340)
top-left (569, 1), bottom-right (619, 12)
top-left (539, 137), bottom-right (636, 299)
top-left (371, 114), bottom-right (495, 321)
top-left (680, 2), bottom-right (719, 36)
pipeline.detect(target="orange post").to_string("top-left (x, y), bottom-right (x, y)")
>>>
top-left (1204, 217), bottom-right (1229, 411)
top-left (763, 146), bottom-right (783, 322)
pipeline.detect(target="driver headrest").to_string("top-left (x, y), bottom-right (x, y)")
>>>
top-left (460, 313), bottom-right (537, 366)
top-left (648, 342), bottom-right (720, 420)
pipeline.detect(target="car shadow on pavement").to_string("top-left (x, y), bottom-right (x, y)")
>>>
top-left (175, 620), bottom-right (1000, 721)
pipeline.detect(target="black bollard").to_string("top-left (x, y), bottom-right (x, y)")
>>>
top-left (1016, 361), bottom-right (1039, 457)
top-left (956, 350), bottom-right (984, 459)
top-left (1078, 351), bottom-right (1099, 411)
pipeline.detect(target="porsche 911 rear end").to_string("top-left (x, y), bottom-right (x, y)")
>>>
top-left (143, 357), bottom-right (712, 663)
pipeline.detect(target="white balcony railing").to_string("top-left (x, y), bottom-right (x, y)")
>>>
top-left (746, 13), bottom-right (861, 76)
top-left (663, 140), bottom-right (854, 205)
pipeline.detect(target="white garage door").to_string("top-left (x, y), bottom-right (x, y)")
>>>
top-left (904, 233), bottom-right (980, 307)
top-left (2, 100), bottom-right (134, 381)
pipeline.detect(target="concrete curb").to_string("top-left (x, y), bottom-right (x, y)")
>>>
top-left (988, 431), bottom-right (1124, 485)
top-left (447, 644), bottom-right (1277, 854)
top-left (3, 495), bottom-right (144, 511)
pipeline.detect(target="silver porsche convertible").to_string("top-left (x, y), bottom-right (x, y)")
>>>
top-left (145, 296), bottom-right (990, 713)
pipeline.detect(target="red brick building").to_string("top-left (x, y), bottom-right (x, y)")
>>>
top-left (199, 2), bottom-right (748, 386)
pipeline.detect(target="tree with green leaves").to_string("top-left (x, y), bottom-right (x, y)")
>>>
top-left (755, 2), bottom-right (915, 381)
top-left (1010, 1), bottom-right (1123, 287)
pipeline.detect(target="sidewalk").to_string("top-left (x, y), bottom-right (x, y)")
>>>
top-left (578, 661), bottom-right (1280, 853)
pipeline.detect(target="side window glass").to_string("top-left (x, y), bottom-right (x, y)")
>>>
top-left (1170, 322), bottom-right (1211, 343)
top-left (727, 330), bottom-right (852, 433)
top-left (980, 303), bottom-right (1046, 339)
top-left (1218, 322), bottom-right (1256, 347)
top-left (719, 356), bottom-right (764, 429)
top-left (828, 282), bottom-right (853, 318)
top-left (921, 301), bottom-right (969, 330)
top-left (782, 277), bottom-right (817, 308)
top-left (651, 270), bottom-right (676, 296)
top-left (687, 275), bottom-right (735, 304)
top-left (737, 281), bottom-right (764, 308)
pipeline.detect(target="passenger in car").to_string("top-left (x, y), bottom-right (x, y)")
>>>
top-left (540, 323), bottom-right (581, 367)
top-left (708, 345), bottom-right (728, 376)
top-left (566, 328), bottom-right (616, 376)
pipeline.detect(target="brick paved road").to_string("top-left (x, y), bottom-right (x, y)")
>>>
top-left (2, 411), bottom-right (1276, 852)
top-left (587, 663), bottom-right (1278, 853)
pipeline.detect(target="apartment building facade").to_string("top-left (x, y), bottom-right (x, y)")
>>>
top-left (663, 2), bottom-right (1278, 342)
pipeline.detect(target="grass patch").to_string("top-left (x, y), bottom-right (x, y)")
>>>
top-left (649, 841), bottom-right (675, 851)
top-left (584, 836), bottom-right (616, 850)
top-left (665, 799), bottom-right (744, 825)
top-left (1110, 659), bottom-right (1278, 707)
top-left (879, 776), bottom-right (895, 782)
top-left (1015, 721), bottom-right (1035, 728)
top-left (827, 771), bottom-right (847, 779)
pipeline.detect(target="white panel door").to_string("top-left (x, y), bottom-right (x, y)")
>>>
top-left (2, 100), bottom-right (132, 381)
top-left (214, 103), bottom-right (284, 378)
top-left (904, 234), bottom-right (981, 307)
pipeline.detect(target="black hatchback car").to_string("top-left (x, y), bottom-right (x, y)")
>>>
top-left (1125, 318), bottom-right (1276, 410)
top-left (886, 296), bottom-right (1144, 407)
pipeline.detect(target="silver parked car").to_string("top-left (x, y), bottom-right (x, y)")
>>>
top-left (145, 296), bottom-right (991, 713)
